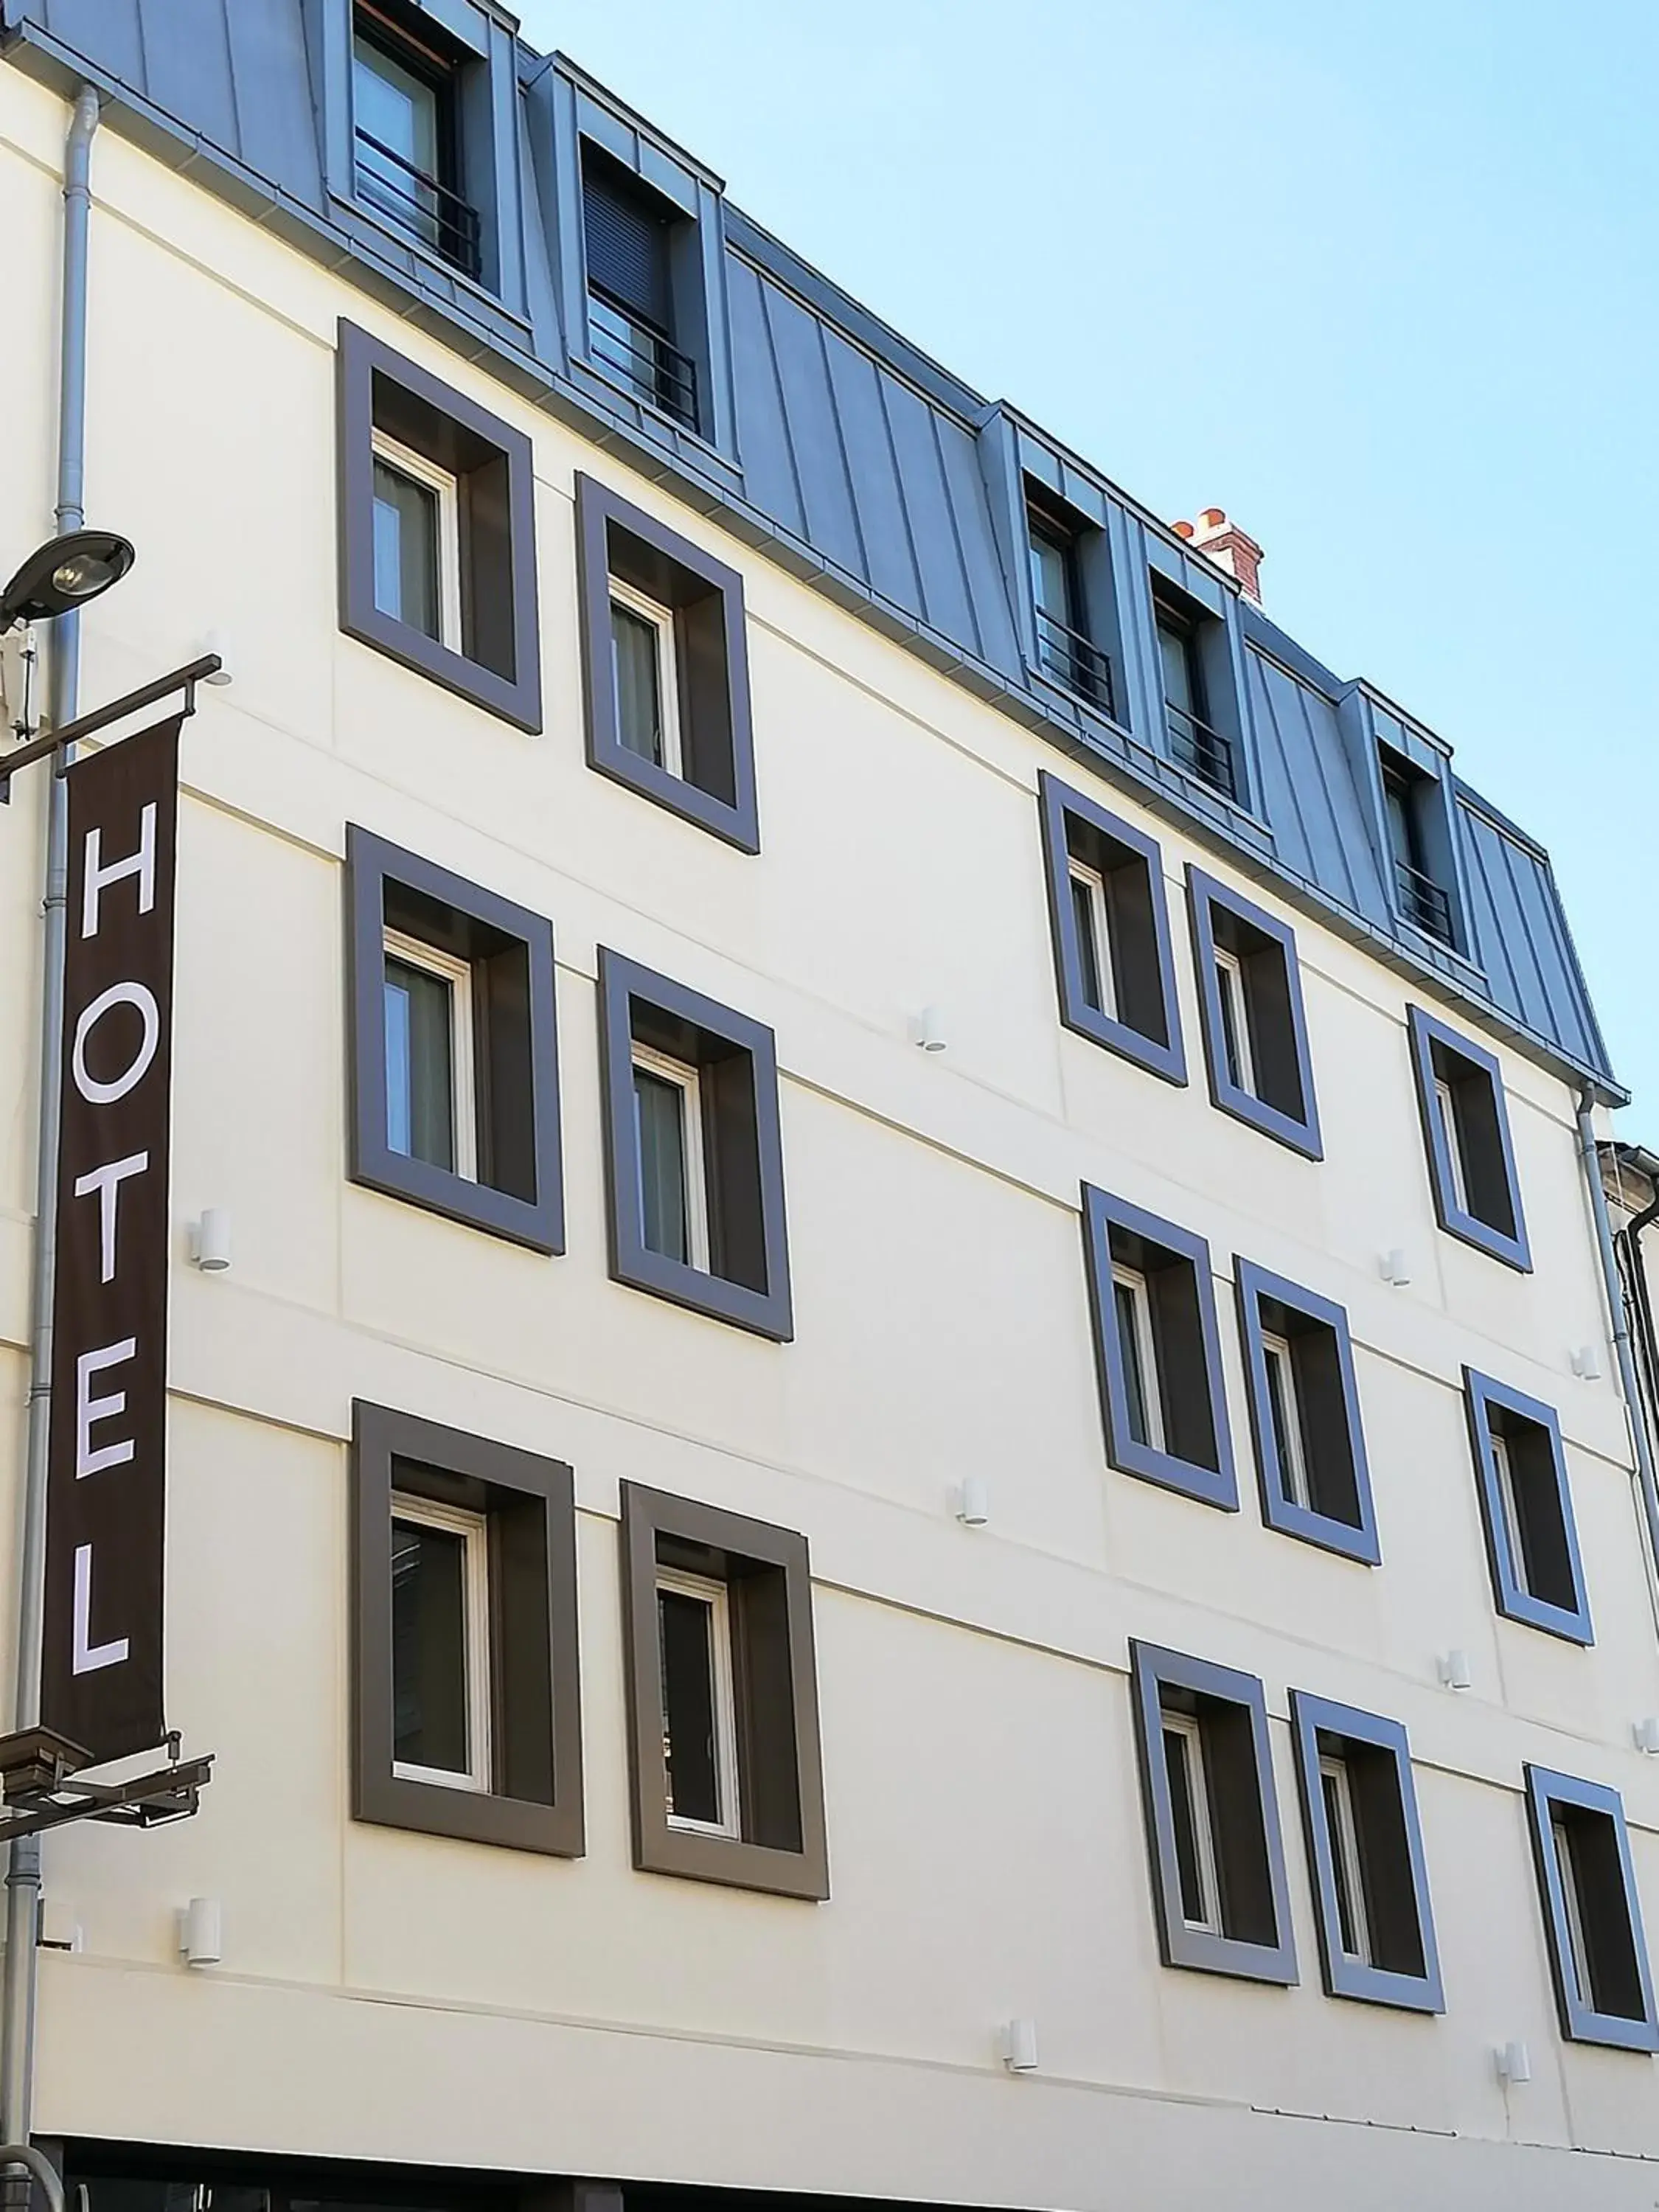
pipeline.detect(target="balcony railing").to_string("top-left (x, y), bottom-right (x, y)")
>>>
top-left (588, 292), bottom-right (699, 431)
top-left (1395, 858), bottom-right (1454, 943)
top-left (1032, 607), bottom-right (1116, 717)
top-left (1166, 701), bottom-right (1237, 800)
top-left (355, 129), bottom-right (481, 279)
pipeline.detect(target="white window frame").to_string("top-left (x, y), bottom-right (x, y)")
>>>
top-left (372, 428), bottom-right (463, 650)
top-left (1213, 945), bottom-right (1257, 1096)
top-left (1067, 856), bottom-right (1118, 1020)
top-left (1435, 1074), bottom-right (1470, 1212)
top-left (657, 1564), bottom-right (742, 1840)
top-left (1112, 1262), bottom-right (1166, 1453)
top-left (630, 1040), bottom-right (711, 1271)
top-left (1261, 1329), bottom-right (1311, 1510)
top-left (389, 1489), bottom-right (493, 1795)
top-left (383, 925), bottom-right (479, 1182)
top-left (1319, 1751), bottom-right (1373, 1965)
top-left (1553, 1815), bottom-right (1594, 2006)
top-left (1489, 1427), bottom-right (1531, 1593)
top-left (610, 576), bottom-right (684, 779)
top-left (1162, 1708), bottom-right (1222, 1933)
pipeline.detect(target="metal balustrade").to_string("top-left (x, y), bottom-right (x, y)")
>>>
top-left (588, 292), bottom-right (699, 430)
top-left (1166, 700), bottom-right (1237, 800)
top-left (355, 128), bottom-right (482, 279)
top-left (1033, 606), bottom-right (1116, 716)
top-left (1395, 858), bottom-right (1454, 942)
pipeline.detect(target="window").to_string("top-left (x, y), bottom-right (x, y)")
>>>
top-left (577, 474), bottom-right (759, 852)
top-left (1082, 1186), bottom-right (1236, 1509)
top-left (352, 1402), bottom-right (584, 1856)
top-left (1464, 1369), bottom-right (1590, 1643)
top-left (1188, 869), bottom-right (1321, 1157)
top-left (1154, 582), bottom-right (1236, 799)
top-left (370, 431), bottom-right (461, 648)
top-left (1288, 1693), bottom-right (1442, 2013)
top-left (1235, 1260), bottom-right (1379, 1564)
top-left (347, 828), bottom-right (564, 1253)
top-left (1130, 1643), bottom-right (1296, 1984)
top-left (599, 951), bottom-right (792, 1339)
top-left (390, 1491), bottom-right (490, 1792)
top-left (582, 145), bottom-right (698, 431)
top-left (338, 322), bottom-right (541, 733)
top-left (1025, 492), bottom-right (1114, 714)
top-left (1408, 1007), bottom-right (1531, 1270)
top-left (1525, 1766), bottom-right (1659, 2051)
top-left (1382, 754), bottom-right (1455, 945)
top-left (352, 4), bottom-right (481, 279)
top-left (621, 1484), bottom-right (828, 1899)
top-left (1037, 774), bottom-right (1186, 1085)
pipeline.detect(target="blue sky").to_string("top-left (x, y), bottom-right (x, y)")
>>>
top-left (521, 0), bottom-right (1659, 1119)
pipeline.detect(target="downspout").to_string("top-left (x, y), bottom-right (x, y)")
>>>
top-left (1576, 1089), bottom-right (1659, 1627)
top-left (0, 83), bottom-right (101, 2155)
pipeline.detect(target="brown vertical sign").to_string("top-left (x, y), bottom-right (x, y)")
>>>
top-left (41, 717), bottom-right (182, 1763)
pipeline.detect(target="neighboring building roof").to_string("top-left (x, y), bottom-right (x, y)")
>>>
top-left (0, 0), bottom-right (1621, 1096)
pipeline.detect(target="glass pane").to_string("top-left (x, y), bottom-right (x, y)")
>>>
top-left (1216, 960), bottom-right (1251, 1092)
top-left (1263, 1344), bottom-right (1305, 1505)
top-left (634, 1065), bottom-right (691, 1263)
top-left (1114, 1279), bottom-right (1152, 1447)
top-left (1028, 526), bottom-right (1070, 622)
top-left (613, 602), bottom-right (665, 766)
top-left (392, 1516), bottom-right (470, 1775)
top-left (1322, 1767), bottom-right (1362, 1957)
top-left (1385, 778), bottom-right (1416, 874)
top-left (1158, 618), bottom-right (1195, 714)
top-left (1071, 873), bottom-right (1105, 1012)
top-left (372, 460), bottom-right (441, 639)
top-left (384, 955), bottom-right (456, 1171)
top-left (1164, 1725), bottom-right (1208, 1926)
top-left (353, 38), bottom-right (440, 245)
top-left (659, 1586), bottom-right (721, 1826)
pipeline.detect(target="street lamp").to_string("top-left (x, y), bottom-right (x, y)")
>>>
top-left (0, 526), bottom-right (134, 630)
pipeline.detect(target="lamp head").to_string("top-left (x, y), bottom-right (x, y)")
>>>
top-left (0, 529), bottom-right (135, 628)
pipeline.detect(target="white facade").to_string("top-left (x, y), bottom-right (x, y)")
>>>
top-left (1, 49), bottom-right (1658, 2211)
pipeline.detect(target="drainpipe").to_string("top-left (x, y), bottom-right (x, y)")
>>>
top-left (0, 83), bottom-right (101, 2157)
top-left (1576, 1090), bottom-right (1659, 1626)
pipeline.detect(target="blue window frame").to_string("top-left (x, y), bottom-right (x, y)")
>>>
top-left (1082, 1187), bottom-right (1236, 1510)
top-left (1288, 1693), bottom-right (1442, 2014)
top-left (1525, 1766), bottom-right (1659, 2052)
top-left (1407, 1006), bottom-right (1531, 1271)
top-left (1234, 1262), bottom-right (1378, 1565)
top-left (1188, 869), bottom-right (1321, 1158)
top-left (1464, 1369), bottom-right (1590, 1644)
top-left (1037, 774), bottom-right (1185, 1085)
top-left (1129, 1643), bottom-right (1297, 1986)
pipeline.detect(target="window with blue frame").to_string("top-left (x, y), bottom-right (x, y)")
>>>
top-left (1408, 1006), bottom-right (1531, 1270)
top-left (1024, 488), bottom-right (1115, 714)
top-left (1526, 1767), bottom-right (1659, 2051)
top-left (1381, 752), bottom-right (1456, 945)
top-left (1153, 580), bottom-right (1237, 800)
top-left (1464, 1370), bottom-right (1590, 1644)
top-left (1082, 1187), bottom-right (1236, 1510)
top-left (1235, 1262), bottom-right (1377, 1564)
top-left (1188, 870), bottom-right (1321, 1158)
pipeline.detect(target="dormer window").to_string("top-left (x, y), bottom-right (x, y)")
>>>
top-left (1382, 754), bottom-right (1454, 942)
top-left (1025, 492), bottom-right (1113, 714)
top-left (352, 4), bottom-right (480, 279)
top-left (582, 148), bottom-right (699, 431)
top-left (1153, 583), bottom-right (1235, 799)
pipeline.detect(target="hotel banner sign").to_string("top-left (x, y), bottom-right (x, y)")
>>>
top-left (41, 716), bottom-right (181, 1764)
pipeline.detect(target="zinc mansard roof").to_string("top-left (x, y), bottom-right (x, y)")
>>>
top-left (0, 0), bottom-right (1619, 1097)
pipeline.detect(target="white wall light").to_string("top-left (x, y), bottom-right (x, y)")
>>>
top-left (1570, 1344), bottom-right (1604, 1381)
top-left (955, 1478), bottom-right (990, 1528)
top-left (38, 1896), bottom-right (81, 1952)
top-left (1436, 1649), bottom-right (1473, 1691)
top-left (1494, 2039), bottom-right (1531, 2085)
top-left (1378, 1248), bottom-right (1411, 1287)
top-left (188, 1208), bottom-right (232, 1273)
top-left (909, 1006), bottom-right (947, 1052)
top-left (201, 628), bottom-right (234, 685)
top-left (179, 1896), bottom-right (222, 1967)
top-left (1000, 2018), bottom-right (1039, 2072)
top-left (1634, 1717), bottom-right (1659, 1756)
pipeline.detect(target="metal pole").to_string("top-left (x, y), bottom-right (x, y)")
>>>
top-left (1, 82), bottom-right (100, 2156)
top-left (1577, 1091), bottom-right (1659, 1635)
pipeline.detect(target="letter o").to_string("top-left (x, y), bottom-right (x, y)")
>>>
top-left (72, 982), bottom-right (160, 1107)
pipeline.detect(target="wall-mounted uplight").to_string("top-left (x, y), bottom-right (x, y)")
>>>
top-left (188, 1208), bottom-right (232, 1273)
top-left (1634, 1717), bottom-right (1659, 1756)
top-left (909, 1006), bottom-right (947, 1052)
top-left (178, 1896), bottom-right (222, 1967)
top-left (1494, 2039), bottom-right (1531, 2085)
top-left (0, 529), bottom-right (135, 630)
top-left (1378, 1248), bottom-right (1411, 1287)
top-left (201, 628), bottom-right (234, 686)
top-left (1436, 1649), bottom-right (1473, 1691)
top-left (1570, 1344), bottom-right (1603, 1381)
top-left (1000, 2018), bottom-right (1038, 2072)
top-left (955, 1478), bottom-right (990, 1528)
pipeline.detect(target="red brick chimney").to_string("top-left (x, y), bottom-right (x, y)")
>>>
top-left (1173, 508), bottom-right (1264, 604)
